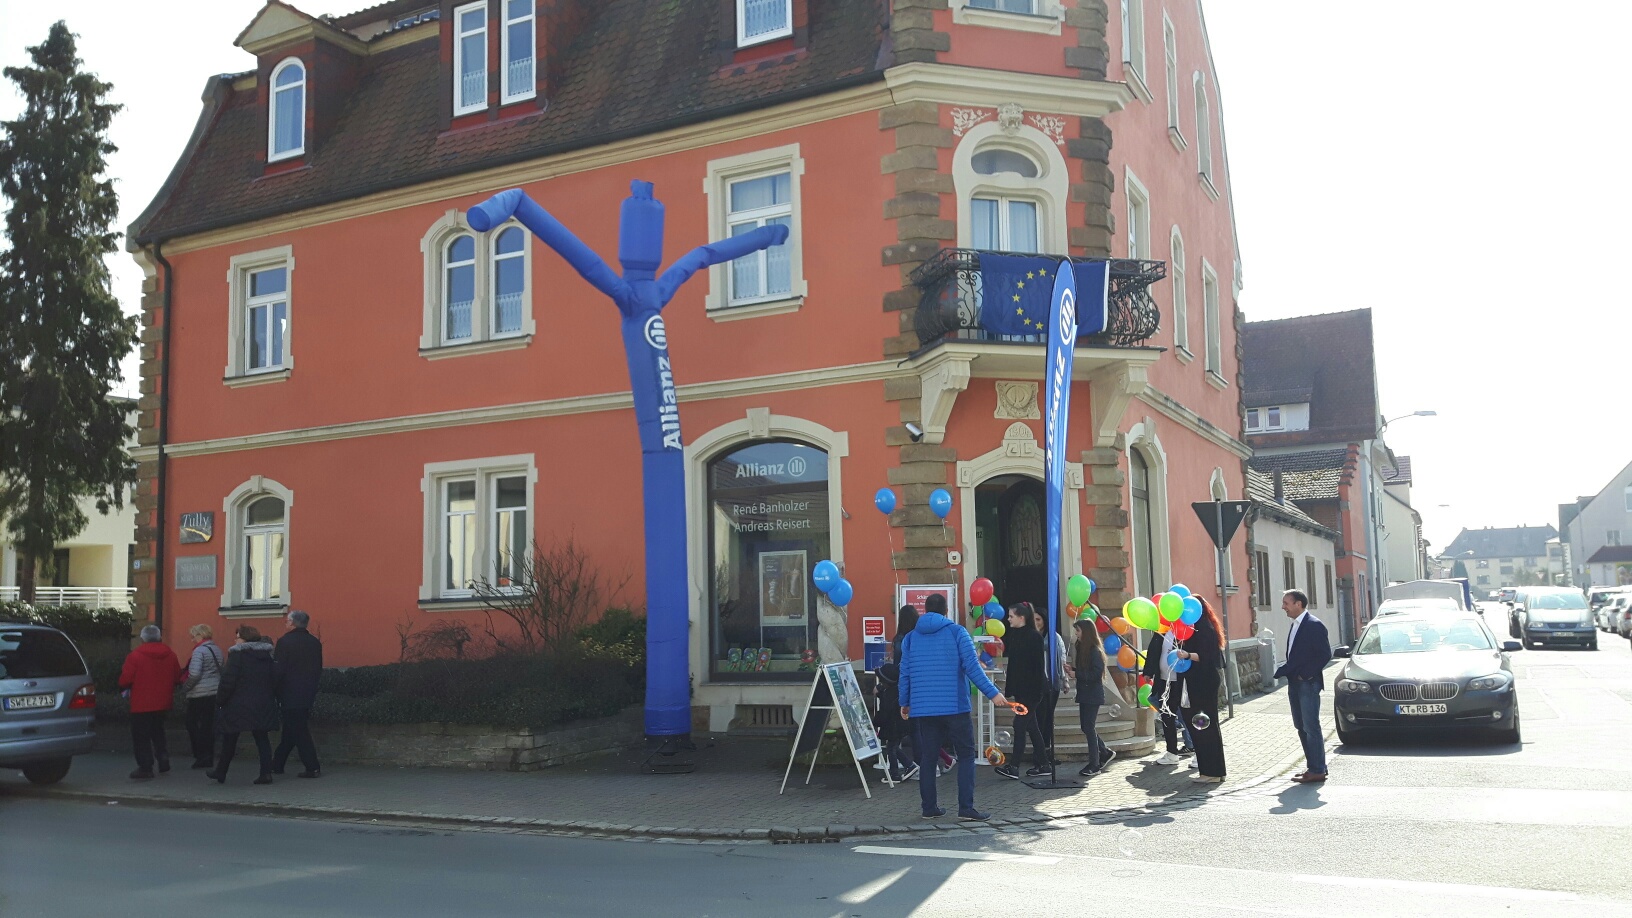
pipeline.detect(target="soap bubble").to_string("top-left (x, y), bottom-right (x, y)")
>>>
top-left (1118, 827), bottom-right (1142, 858)
top-left (1258, 629), bottom-right (1275, 643)
top-left (1191, 712), bottom-right (1213, 731)
top-left (1107, 704), bottom-right (1123, 719)
top-left (994, 729), bottom-right (1013, 746)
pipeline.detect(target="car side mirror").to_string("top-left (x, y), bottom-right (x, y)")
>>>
top-left (1332, 645), bottom-right (1351, 658)
top-left (1502, 640), bottom-right (1523, 652)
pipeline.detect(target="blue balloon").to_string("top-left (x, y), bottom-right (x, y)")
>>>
top-left (828, 578), bottom-right (854, 606)
top-left (979, 651), bottom-right (994, 666)
top-left (1173, 657), bottom-right (1193, 673)
top-left (984, 600), bottom-right (1003, 619)
top-left (1103, 633), bottom-right (1122, 655)
top-left (812, 560), bottom-right (840, 594)
top-left (1180, 597), bottom-right (1203, 625)
top-left (929, 488), bottom-right (953, 519)
top-left (1169, 584), bottom-right (1192, 598)
top-left (1166, 650), bottom-right (1180, 669)
top-left (874, 488), bottom-right (897, 515)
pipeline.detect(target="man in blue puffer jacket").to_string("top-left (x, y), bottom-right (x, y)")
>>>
top-left (899, 593), bottom-right (1010, 820)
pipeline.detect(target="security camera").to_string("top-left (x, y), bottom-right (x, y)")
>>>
top-left (904, 422), bottom-right (924, 442)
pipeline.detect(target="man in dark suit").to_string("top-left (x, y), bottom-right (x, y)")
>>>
top-left (1273, 590), bottom-right (1331, 784)
top-left (272, 609), bottom-right (323, 778)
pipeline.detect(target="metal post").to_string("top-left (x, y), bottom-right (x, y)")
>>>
top-left (1214, 500), bottom-right (1238, 718)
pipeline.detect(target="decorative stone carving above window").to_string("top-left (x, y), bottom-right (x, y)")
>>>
top-left (994, 381), bottom-right (1040, 419)
top-left (997, 103), bottom-right (1025, 133)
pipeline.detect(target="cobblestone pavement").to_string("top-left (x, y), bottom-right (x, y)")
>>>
top-left (1, 677), bottom-right (1331, 843)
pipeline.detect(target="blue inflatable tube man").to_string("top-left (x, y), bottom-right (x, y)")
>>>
top-left (467, 182), bottom-right (789, 738)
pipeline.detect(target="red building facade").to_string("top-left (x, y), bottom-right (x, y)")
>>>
top-left (129, 0), bottom-right (1247, 729)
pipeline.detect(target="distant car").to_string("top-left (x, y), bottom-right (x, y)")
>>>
top-left (1596, 595), bottom-right (1629, 632)
top-left (1618, 603), bottom-right (1632, 641)
top-left (1332, 611), bottom-right (1521, 745)
top-left (1497, 588), bottom-right (1518, 604)
top-left (1515, 587), bottom-right (1595, 650)
top-left (0, 623), bottom-right (97, 785)
top-left (1488, 590), bottom-right (1502, 602)
top-left (1377, 597), bottom-right (1463, 617)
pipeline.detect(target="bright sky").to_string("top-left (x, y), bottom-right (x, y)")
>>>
top-left (2, 1), bottom-right (1624, 552)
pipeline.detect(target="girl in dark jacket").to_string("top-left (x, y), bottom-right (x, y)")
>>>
top-left (1176, 598), bottom-right (1227, 783)
top-left (208, 625), bottom-right (280, 785)
top-left (1072, 619), bottom-right (1117, 776)
top-left (995, 603), bottom-right (1048, 779)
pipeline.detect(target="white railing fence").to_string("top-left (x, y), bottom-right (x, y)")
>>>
top-left (0, 586), bottom-right (136, 609)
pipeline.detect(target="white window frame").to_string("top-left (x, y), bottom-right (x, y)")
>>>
top-left (224, 246), bottom-right (294, 386)
top-left (736, 0), bottom-right (793, 48)
top-left (1124, 167), bottom-right (1150, 260)
top-left (1163, 14), bottom-right (1184, 149)
top-left (1170, 227), bottom-right (1190, 357)
top-left (723, 173), bottom-right (795, 307)
top-left (500, 0), bottom-right (536, 104)
top-left (970, 194), bottom-right (1042, 253)
top-left (1121, 0), bottom-right (1149, 100)
top-left (951, 0), bottom-right (1064, 35)
top-left (1624, 485), bottom-right (1632, 512)
top-left (1195, 71), bottom-right (1217, 196)
top-left (1202, 258), bottom-right (1223, 385)
top-left (419, 210), bottom-right (535, 357)
top-left (221, 476), bottom-right (293, 615)
top-left (1245, 408), bottom-right (1260, 431)
top-left (420, 454), bottom-right (537, 605)
top-left (953, 122), bottom-right (1070, 256)
top-left (268, 57), bottom-right (306, 163)
top-left (453, 1), bottom-right (489, 117)
top-left (704, 144), bottom-right (807, 320)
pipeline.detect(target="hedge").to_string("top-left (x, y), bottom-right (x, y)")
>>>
top-left (0, 601), bottom-right (134, 643)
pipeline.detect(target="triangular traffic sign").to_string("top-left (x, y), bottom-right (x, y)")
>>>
top-left (1192, 500), bottom-right (1252, 550)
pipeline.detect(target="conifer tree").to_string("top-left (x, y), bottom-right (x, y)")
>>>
top-left (0, 22), bottom-right (137, 604)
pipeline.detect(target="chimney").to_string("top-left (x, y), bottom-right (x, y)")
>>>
top-left (1273, 470), bottom-right (1284, 504)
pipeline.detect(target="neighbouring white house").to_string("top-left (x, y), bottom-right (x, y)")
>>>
top-left (1381, 455), bottom-right (1426, 584)
top-left (1244, 468), bottom-right (1340, 666)
top-left (1560, 458), bottom-right (1632, 588)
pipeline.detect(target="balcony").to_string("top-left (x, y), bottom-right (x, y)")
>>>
top-left (911, 249), bottom-right (1165, 351)
top-left (0, 586), bottom-right (136, 609)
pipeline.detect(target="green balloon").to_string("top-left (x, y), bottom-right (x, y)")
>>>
top-left (1137, 684), bottom-right (1152, 706)
top-left (1158, 591), bottom-right (1185, 623)
top-left (1123, 597), bottom-right (1160, 631)
top-left (1066, 574), bottom-right (1093, 607)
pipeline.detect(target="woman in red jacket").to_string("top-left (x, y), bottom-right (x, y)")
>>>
top-left (118, 625), bottom-right (185, 779)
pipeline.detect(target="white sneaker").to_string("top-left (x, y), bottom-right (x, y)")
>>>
top-left (1186, 757), bottom-right (1199, 770)
top-left (1155, 752), bottom-right (1183, 765)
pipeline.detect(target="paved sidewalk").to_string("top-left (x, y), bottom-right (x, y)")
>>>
top-left (1, 680), bottom-right (1332, 843)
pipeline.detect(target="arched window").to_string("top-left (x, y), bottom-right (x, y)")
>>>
top-left (1130, 450), bottom-right (1156, 596)
top-left (1194, 72), bottom-right (1214, 183)
top-left (492, 227), bottom-right (525, 335)
top-left (955, 124), bottom-right (1069, 256)
top-left (444, 234), bottom-right (476, 341)
top-left (706, 440), bottom-right (830, 682)
top-left (223, 477), bottom-right (294, 610)
top-left (970, 146), bottom-right (1042, 253)
top-left (269, 59), bottom-right (305, 162)
top-left (1170, 228), bottom-right (1189, 353)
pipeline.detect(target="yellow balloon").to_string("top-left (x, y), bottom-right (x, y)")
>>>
top-left (985, 619), bottom-right (1006, 638)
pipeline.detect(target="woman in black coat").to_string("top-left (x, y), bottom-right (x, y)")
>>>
top-left (1140, 627), bottom-right (1192, 763)
top-left (209, 625), bottom-right (281, 785)
top-left (1176, 598), bottom-right (1227, 783)
top-left (996, 603), bottom-right (1048, 778)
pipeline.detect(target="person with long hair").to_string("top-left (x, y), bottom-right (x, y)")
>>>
top-left (1175, 597), bottom-right (1227, 783)
top-left (892, 604), bottom-right (919, 664)
top-left (994, 602), bottom-right (1049, 779)
top-left (1072, 619), bottom-right (1117, 776)
top-left (1140, 625), bottom-right (1192, 765)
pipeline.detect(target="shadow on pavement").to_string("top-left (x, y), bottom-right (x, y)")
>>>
top-left (1267, 784), bottom-right (1327, 814)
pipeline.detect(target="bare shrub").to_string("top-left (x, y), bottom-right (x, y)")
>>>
top-left (469, 536), bottom-right (630, 655)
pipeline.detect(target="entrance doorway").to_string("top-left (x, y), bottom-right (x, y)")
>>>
top-left (974, 474), bottom-right (1048, 618)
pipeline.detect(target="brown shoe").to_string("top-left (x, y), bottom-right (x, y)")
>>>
top-left (1293, 772), bottom-right (1327, 783)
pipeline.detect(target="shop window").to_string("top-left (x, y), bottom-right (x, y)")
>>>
top-left (268, 58), bottom-right (305, 162)
top-left (222, 477), bottom-right (294, 612)
top-left (737, 0), bottom-right (792, 47)
top-left (225, 246), bottom-right (294, 386)
top-left (707, 440), bottom-right (830, 682)
top-left (420, 212), bottom-right (534, 356)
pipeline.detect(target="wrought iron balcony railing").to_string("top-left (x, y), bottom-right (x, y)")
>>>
top-left (909, 249), bottom-right (1166, 351)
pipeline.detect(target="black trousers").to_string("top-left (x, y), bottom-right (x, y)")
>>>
top-left (218, 731), bottom-right (272, 778)
top-left (1151, 678), bottom-right (1183, 753)
top-left (273, 706), bottom-right (320, 773)
top-left (1039, 688), bottom-right (1060, 753)
top-left (1010, 708), bottom-right (1047, 768)
top-left (1181, 688), bottom-right (1225, 778)
top-left (129, 711), bottom-right (169, 771)
top-left (184, 696), bottom-right (216, 765)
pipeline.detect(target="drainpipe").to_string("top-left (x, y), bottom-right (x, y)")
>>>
top-left (151, 243), bottom-right (173, 629)
top-left (1358, 440), bottom-right (1379, 622)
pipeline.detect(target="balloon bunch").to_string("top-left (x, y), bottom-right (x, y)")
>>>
top-left (968, 577), bottom-right (1007, 663)
top-left (1114, 583), bottom-right (1207, 708)
top-left (811, 559), bottom-right (853, 606)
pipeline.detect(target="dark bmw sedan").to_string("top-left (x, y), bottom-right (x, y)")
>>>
top-left (1332, 611), bottom-right (1522, 745)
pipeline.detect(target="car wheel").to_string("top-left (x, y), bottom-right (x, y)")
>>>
top-left (1335, 720), bottom-right (1365, 747)
top-left (1588, 639), bottom-right (1598, 651)
top-left (1495, 710), bottom-right (1521, 745)
top-left (21, 757), bottom-right (72, 785)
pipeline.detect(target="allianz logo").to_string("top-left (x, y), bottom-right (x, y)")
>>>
top-left (735, 456), bottom-right (808, 479)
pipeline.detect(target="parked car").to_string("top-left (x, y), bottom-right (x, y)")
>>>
top-left (1515, 587), bottom-right (1596, 650)
top-left (1596, 595), bottom-right (1629, 632)
top-left (1332, 611), bottom-right (1521, 745)
top-left (1618, 603), bottom-right (1632, 641)
top-left (1378, 597), bottom-right (1463, 617)
top-left (0, 624), bottom-right (97, 784)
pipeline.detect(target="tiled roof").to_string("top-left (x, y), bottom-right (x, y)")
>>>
top-left (1382, 455), bottom-right (1413, 484)
top-left (1246, 469), bottom-right (1335, 534)
top-left (1248, 449), bottom-right (1351, 502)
top-left (133, 0), bottom-right (890, 242)
top-left (1586, 545), bottom-right (1632, 564)
top-left (1442, 525), bottom-right (1558, 559)
top-left (1241, 309), bottom-right (1379, 445)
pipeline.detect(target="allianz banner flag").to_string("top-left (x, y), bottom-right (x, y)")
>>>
top-left (980, 255), bottom-right (1111, 338)
top-left (1043, 260), bottom-right (1110, 683)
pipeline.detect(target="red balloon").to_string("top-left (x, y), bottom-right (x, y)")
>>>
top-left (985, 639), bottom-right (1004, 658)
top-left (1138, 674), bottom-right (1151, 687)
top-left (1173, 621), bottom-right (1195, 641)
top-left (969, 577), bottom-right (995, 607)
top-left (1094, 615), bottom-right (1112, 635)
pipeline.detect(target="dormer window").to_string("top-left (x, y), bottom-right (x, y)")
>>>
top-left (738, 0), bottom-right (792, 47)
top-left (268, 58), bottom-right (305, 162)
top-left (502, 0), bottom-right (536, 103)
top-left (454, 1), bottom-right (488, 116)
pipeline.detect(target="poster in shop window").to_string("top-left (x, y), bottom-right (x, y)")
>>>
top-left (758, 550), bottom-right (808, 627)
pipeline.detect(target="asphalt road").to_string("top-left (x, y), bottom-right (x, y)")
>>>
top-left (3, 639), bottom-right (1629, 918)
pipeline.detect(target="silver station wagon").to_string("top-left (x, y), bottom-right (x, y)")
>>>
top-left (0, 624), bottom-right (98, 784)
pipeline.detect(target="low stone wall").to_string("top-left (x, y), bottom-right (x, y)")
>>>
top-left (96, 705), bottom-right (644, 773)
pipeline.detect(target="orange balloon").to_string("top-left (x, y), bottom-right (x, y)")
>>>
top-left (1117, 645), bottom-right (1138, 668)
top-left (1110, 617), bottom-right (1133, 636)
top-left (1155, 617), bottom-right (1171, 633)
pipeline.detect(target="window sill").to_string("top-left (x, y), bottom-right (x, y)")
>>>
top-left (1125, 67), bottom-right (1152, 104)
top-left (1200, 173), bottom-right (1220, 201)
top-left (419, 334), bottom-right (533, 360)
top-left (224, 369), bottom-right (292, 388)
top-left (416, 597), bottom-right (491, 612)
top-left (218, 604), bottom-right (288, 619)
top-left (951, 4), bottom-right (1064, 35)
top-left (1168, 126), bottom-right (1187, 153)
top-left (1205, 369), bottom-right (1228, 390)
top-left (707, 296), bottom-right (804, 323)
top-left (737, 27), bottom-right (794, 50)
top-left (1174, 344), bottom-right (1194, 364)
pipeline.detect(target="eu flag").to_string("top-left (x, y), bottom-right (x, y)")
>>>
top-left (977, 254), bottom-right (1057, 336)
